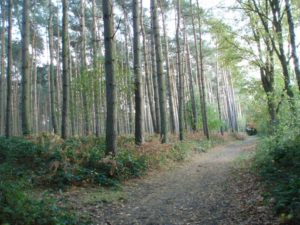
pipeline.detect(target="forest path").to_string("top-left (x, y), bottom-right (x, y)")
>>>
top-left (81, 137), bottom-right (277, 225)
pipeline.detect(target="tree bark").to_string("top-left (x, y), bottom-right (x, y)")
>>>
top-left (48, 9), bottom-right (58, 135)
top-left (103, 0), bottom-right (117, 155)
top-left (215, 47), bottom-right (224, 135)
top-left (0, 0), bottom-right (5, 135)
top-left (80, 0), bottom-right (90, 136)
top-left (140, 2), bottom-right (157, 132)
top-left (190, 0), bottom-right (209, 138)
top-left (285, 0), bottom-right (300, 91)
top-left (150, 33), bottom-right (160, 133)
top-left (196, 0), bottom-right (209, 139)
top-left (151, 0), bottom-right (168, 143)
top-left (5, 0), bottom-right (12, 137)
top-left (186, 43), bottom-right (197, 132)
top-left (21, 0), bottom-right (31, 135)
top-left (160, 2), bottom-right (176, 134)
top-left (92, 0), bottom-right (101, 137)
top-left (133, 0), bottom-right (144, 145)
top-left (176, 0), bottom-right (184, 141)
top-left (61, 0), bottom-right (70, 139)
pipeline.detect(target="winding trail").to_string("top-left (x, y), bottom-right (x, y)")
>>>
top-left (84, 137), bottom-right (276, 225)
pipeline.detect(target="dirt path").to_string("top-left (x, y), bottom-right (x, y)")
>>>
top-left (80, 137), bottom-right (277, 225)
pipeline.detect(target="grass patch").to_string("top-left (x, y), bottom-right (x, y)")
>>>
top-left (0, 181), bottom-right (85, 225)
top-left (81, 188), bottom-right (126, 204)
top-left (233, 151), bottom-right (255, 169)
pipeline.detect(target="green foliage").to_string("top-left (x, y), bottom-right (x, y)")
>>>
top-left (0, 135), bottom-right (147, 188)
top-left (0, 182), bottom-right (82, 225)
top-left (206, 105), bottom-right (223, 131)
top-left (254, 131), bottom-right (300, 223)
top-left (170, 142), bottom-right (190, 161)
top-left (116, 150), bottom-right (148, 178)
top-left (186, 95), bottom-right (224, 132)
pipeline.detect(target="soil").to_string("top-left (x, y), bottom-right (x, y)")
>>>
top-left (70, 137), bottom-right (279, 225)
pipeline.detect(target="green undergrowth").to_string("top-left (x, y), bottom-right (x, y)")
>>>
top-left (0, 132), bottom-right (227, 225)
top-left (254, 134), bottom-right (300, 224)
top-left (0, 181), bottom-right (85, 225)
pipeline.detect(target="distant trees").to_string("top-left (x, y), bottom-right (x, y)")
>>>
top-left (0, 0), bottom-right (254, 145)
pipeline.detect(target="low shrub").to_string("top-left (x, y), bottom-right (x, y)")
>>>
top-left (0, 181), bottom-right (82, 225)
top-left (0, 135), bottom-right (148, 188)
top-left (254, 135), bottom-right (300, 223)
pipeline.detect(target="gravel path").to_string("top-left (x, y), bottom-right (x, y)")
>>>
top-left (84, 137), bottom-right (276, 225)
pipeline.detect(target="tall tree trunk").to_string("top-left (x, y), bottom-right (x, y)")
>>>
top-left (186, 43), bottom-right (197, 132)
top-left (92, 0), bottom-right (101, 137)
top-left (196, 0), bottom-right (209, 139)
top-left (121, 7), bottom-right (134, 134)
top-left (48, 0), bottom-right (58, 134)
top-left (176, 0), bottom-right (184, 141)
top-left (215, 48), bottom-right (224, 135)
top-left (150, 33), bottom-right (160, 133)
top-left (190, 0), bottom-right (208, 138)
top-left (5, 0), bottom-right (12, 137)
top-left (140, 3), bottom-right (157, 132)
top-left (80, 0), bottom-right (90, 136)
top-left (61, 0), bottom-right (70, 139)
top-left (0, 0), bottom-right (5, 135)
top-left (133, 0), bottom-right (144, 145)
top-left (159, 2), bottom-right (176, 134)
top-left (285, 0), bottom-right (300, 90)
top-left (103, 0), bottom-right (117, 155)
top-left (151, 0), bottom-right (168, 143)
top-left (21, 0), bottom-right (31, 135)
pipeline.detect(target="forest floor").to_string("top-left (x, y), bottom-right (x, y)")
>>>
top-left (65, 137), bottom-right (279, 225)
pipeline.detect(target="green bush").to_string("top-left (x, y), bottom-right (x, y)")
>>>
top-left (0, 182), bottom-right (82, 225)
top-left (254, 135), bottom-right (300, 223)
top-left (0, 135), bottom-right (148, 188)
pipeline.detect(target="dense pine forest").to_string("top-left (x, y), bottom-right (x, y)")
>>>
top-left (0, 0), bottom-right (299, 224)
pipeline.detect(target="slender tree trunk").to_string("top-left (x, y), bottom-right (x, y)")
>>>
top-left (285, 0), bottom-right (300, 90)
top-left (61, 0), bottom-right (70, 139)
top-left (151, 0), bottom-right (168, 143)
top-left (215, 48), bottom-right (223, 135)
top-left (32, 44), bottom-right (38, 133)
top-left (150, 33), bottom-right (161, 134)
top-left (92, 0), bottom-right (101, 137)
top-left (0, 0), bottom-right (5, 135)
top-left (196, 0), bottom-right (209, 139)
top-left (186, 43), bottom-right (197, 132)
top-left (48, 0), bottom-right (58, 134)
top-left (103, 0), bottom-right (117, 155)
top-left (21, 0), bottom-right (31, 135)
top-left (80, 0), bottom-right (90, 136)
top-left (133, 0), bottom-right (144, 145)
top-left (150, 33), bottom-right (160, 133)
top-left (176, 0), bottom-right (184, 141)
top-left (190, 0), bottom-right (208, 138)
top-left (160, 2), bottom-right (176, 134)
top-left (5, 0), bottom-right (12, 137)
top-left (140, 4), bottom-right (157, 132)
top-left (121, 8), bottom-right (134, 134)
top-left (227, 71), bottom-right (238, 132)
